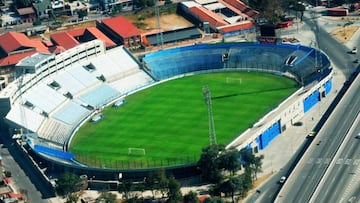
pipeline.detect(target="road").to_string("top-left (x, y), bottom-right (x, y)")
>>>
top-left (310, 93), bottom-right (360, 202)
top-left (276, 72), bottom-right (360, 202)
top-left (245, 7), bottom-right (360, 203)
top-left (0, 130), bottom-right (56, 203)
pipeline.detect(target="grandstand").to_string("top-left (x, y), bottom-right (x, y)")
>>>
top-left (1, 42), bottom-right (154, 151)
top-left (142, 43), bottom-right (331, 85)
top-left (0, 40), bottom-right (333, 181)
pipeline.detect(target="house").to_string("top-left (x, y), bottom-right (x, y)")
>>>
top-left (17, 7), bottom-right (37, 23)
top-left (180, 0), bottom-right (258, 37)
top-left (97, 15), bottom-right (141, 48)
top-left (32, 0), bottom-right (52, 20)
top-left (98, 0), bottom-right (133, 12)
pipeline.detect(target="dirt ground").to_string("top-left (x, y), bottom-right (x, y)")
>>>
top-left (143, 13), bottom-right (193, 31)
top-left (331, 25), bottom-right (359, 43)
top-left (126, 13), bottom-right (194, 33)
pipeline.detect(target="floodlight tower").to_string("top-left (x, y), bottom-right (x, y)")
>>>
top-left (203, 85), bottom-right (217, 145)
top-left (154, 0), bottom-right (163, 48)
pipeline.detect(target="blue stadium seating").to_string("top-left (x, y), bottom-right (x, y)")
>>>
top-left (33, 145), bottom-right (74, 161)
top-left (143, 43), bottom-right (331, 85)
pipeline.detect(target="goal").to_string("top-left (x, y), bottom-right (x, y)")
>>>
top-left (128, 148), bottom-right (146, 156)
top-left (226, 77), bottom-right (242, 84)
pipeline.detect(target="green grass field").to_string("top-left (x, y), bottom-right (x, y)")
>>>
top-left (69, 72), bottom-right (298, 169)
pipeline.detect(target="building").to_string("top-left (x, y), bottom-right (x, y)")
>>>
top-left (180, 0), bottom-right (258, 37)
top-left (32, 0), bottom-right (52, 20)
top-left (0, 32), bottom-right (50, 86)
top-left (97, 16), bottom-right (141, 48)
top-left (98, 0), bottom-right (133, 12)
top-left (50, 27), bottom-right (116, 50)
top-left (16, 7), bottom-right (37, 23)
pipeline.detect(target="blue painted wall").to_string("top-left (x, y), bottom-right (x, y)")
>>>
top-left (303, 89), bottom-right (320, 113)
top-left (323, 78), bottom-right (332, 95)
top-left (257, 120), bottom-right (281, 150)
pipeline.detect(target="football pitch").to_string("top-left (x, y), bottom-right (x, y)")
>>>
top-left (69, 72), bottom-right (298, 169)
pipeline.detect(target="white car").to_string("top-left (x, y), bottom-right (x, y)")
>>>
top-left (351, 47), bottom-right (357, 54)
top-left (279, 176), bottom-right (286, 184)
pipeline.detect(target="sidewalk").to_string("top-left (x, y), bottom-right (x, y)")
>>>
top-left (243, 10), bottom-right (351, 202)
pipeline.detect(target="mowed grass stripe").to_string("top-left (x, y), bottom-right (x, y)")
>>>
top-left (69, 72), bottom-right (298, 168)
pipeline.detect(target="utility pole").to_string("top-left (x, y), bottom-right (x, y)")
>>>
top-left (154, 0), bottom-right (163, 48)
top-left (203, 86), bottom-right (217, 145)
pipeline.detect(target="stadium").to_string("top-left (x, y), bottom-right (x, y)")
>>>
top-left (0, 40), bottom-right (332, 183)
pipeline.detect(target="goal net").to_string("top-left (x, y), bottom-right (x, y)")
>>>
top-left (128, 148), bottom-right (146, 156)
top-left (226, 77), bottom-right (242, 84)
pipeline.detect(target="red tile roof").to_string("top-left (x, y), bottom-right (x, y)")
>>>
top-left (30, 39), bottom-right (51, 53)
top-left (0, 51), bottom-right (36, 66)
top-left (101, 16), bottom-right (141, 38)
top-left (17, 7), bottom-right (35, 15)
top-left (50, 32), bottom-right (80, 50)
top-left (86, 27), bottom-right (116, 48)
top-left (0, 32), bottom-right (35, 53)
top-left (189, 6), bottom-right (227, 28)
top-left (68, 28), bottom-right (86, 37)
top-left (222, 0), bottom-right (259, 18)
top-left (219, 21), bottom-right (254, 33)
top-left (48, 45), bottom-right (66, 54)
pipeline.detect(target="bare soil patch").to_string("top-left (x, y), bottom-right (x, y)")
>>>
top-left (331, 26), bottom-right (359, 43)
top-left (126, 13), bottom-right (194, 33)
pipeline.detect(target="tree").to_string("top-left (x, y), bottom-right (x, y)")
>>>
top-left (203, 196), bottom-right (226, 203)
top-left (157, 169), bottom-right (169, 198)
top-left (252, 155), bottom-right (264, 180)
top-left (218, 147), bottom-right (241, 175)
top-left (164, 0), bottom-right (172, 5)
top-left (183, 191), bottom-right (199, 203)
top-left (55, 172), bottom-right (82, 202)
top-left (219, 176), bottom-right (242, 203)
top-left (96, 190), bottom-right (117, 203)
top-left (198, 144), bottom-right (225, 183)
top-left (166, 176), bottom-right (182, 203)
top-left (13, 0), bottom-right (31, 8)
top-left (77, 9), bottom-right (88, 19)
top-left (144, 172), bottom-right (157, 199)
top-left (118, 179), bottom-right (135, 200)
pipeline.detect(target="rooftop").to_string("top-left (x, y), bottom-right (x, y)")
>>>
top-left (101, 16), bottom-right (141, 38)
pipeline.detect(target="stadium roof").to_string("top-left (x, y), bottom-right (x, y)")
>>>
top-left (17, 53), bottom-right (54, 67)
top-left (146, 27), bottom-right (202, 45)
top-left (101, 16), bottom-right (141, 38)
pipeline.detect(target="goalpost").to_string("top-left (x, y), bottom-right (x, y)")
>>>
top-left (226, 77), bottom-right (242, 84)
top-left (128, 148), bottom-right (146, 156)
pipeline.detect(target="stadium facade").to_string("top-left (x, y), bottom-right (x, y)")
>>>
top-left (0, 40), bottom-right (332, 183)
